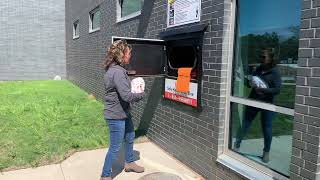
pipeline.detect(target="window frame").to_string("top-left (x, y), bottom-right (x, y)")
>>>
top-left (73, 20), bottom-right (80, 39)
top-left (116, 0), bottom-right (142, 23)
top-left (220, 0), bottom-right (295, 179)
top-left (89, 6), bottom-right (101, 33)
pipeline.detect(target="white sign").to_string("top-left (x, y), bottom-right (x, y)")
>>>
top-left (167, 0), bottom-right (201, 28)
top-left (164, 78), bottom-right (198, 107)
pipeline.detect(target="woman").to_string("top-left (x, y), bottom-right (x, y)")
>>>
top-left (234, 48), bottom-right (282, 163)
top-left (101, 39), bottom-right (145, 180)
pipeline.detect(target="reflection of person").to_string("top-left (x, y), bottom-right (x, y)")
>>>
top-left (101, 40), bottom-right (145, 180)
top-left (234, 48), bottom-right (282, 163)
top-left (170, 9), bottom-right (174, 17)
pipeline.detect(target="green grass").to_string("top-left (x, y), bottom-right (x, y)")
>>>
top-left (230, 104), bottom-right (293, 140)
top-left (234, 83), bottom-right (296, 109)
top-left (231, 83), bottom-right (294, 139)
top-left (274, 84), bottom-right (296, 109)
top-left (0, 80), bottom-right (109, 171)
top-left (232, 112), bottom-right (293, 140)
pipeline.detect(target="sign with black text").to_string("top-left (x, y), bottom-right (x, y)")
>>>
top-left (167, 0), bottom-right (201, 28)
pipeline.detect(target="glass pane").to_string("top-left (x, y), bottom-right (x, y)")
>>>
top-left (76, 24), bottom-right (79, 36)
top-left (121, 0), bottom-right (141, 17)
top-left (92, 10), bottom-right (101, 30)
top-left (73, 22), bottom-right (79, 36)
top-left (232, 0), bottom-right (301, 109)
top-left (229, 103), bottom-right (293, 176)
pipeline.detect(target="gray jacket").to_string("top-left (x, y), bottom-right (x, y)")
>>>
top-left (104, 64), bottom-right (144, 120)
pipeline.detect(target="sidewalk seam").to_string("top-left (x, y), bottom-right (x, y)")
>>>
top-left (59, 164), bottom-right (66, 180)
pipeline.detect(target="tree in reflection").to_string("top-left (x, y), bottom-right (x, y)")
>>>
top-left (240, 25), bottom-right (299, 66)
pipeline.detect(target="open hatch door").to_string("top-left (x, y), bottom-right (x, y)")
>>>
top-left (112, 36), bottom-right (166, 76)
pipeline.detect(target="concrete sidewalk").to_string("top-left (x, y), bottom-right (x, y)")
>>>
top-left (0, 142), bottom-right (203, 180)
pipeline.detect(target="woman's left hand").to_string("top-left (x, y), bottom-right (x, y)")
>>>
top-left (255, 87), bottom-right (264, 95)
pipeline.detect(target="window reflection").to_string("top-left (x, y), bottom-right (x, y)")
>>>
top-left (73, 21), bottom-right (79, 37)
top-left (229, 0), bottom-right (301, 177)
top-left (121, 0), bottom-right (142, 17)
top-left (92, 10), bottom-right (101, 30)
top-left (244, 49), bottom-right (282, 105)
top-left (230, 103), bottom-right (293, 176)
top-left (232, 0), bottom-right (300, 109)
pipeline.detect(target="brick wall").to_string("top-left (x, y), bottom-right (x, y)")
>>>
top-left (66, 0), bottom-right (246, 179)
top-left (290, 0), bottom-right (320, 179)
top-left (0, 0), bottom-right (66, 80)
top-left (66, 0), bottom-right (320, 179)
top-left (66, 0), bottom-right (245, 179)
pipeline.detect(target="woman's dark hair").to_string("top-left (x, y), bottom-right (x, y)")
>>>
top-left (103, 39), bottom-right (132, 70)
top-left (262, 48), bottom-right (277, 67)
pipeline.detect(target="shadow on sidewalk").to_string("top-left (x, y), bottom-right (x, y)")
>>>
top-left (111, 145), bottom-right (140, 179)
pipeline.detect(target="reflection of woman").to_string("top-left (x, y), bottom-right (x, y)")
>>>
top-left (234, 48), bottom-right (282, 163)
top-left (101, 40), bottom-right (145, 180)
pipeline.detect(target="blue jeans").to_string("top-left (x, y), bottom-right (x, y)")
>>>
top-left (236, 106), bottom-right (276, 152)
top-left (101, 118), bottom-right (135, 177)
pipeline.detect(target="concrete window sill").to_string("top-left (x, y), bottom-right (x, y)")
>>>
top-left (217, 154), bottom-right (275, 180)
top-left (89, 28), bottom-right (100, 34)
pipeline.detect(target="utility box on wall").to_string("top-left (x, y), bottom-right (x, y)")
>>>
top-left (112, 24), bottom-right (207, 109)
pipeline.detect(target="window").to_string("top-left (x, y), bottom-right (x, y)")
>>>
top-left (117, 0), bottom-right (142, 22)
top-left (73, 20), bottom-right (79, 39)
top-left (89, 7), bottom-right (101, 33)
top-left (227, 0), bottom-right (301, 177)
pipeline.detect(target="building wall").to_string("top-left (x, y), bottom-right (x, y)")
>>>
top-left (290, 0), bottom-right (320, 179)
top-left (0, 0), bottom-right (66, 80)
top-left (65, 0), bottom-right (320, 179)
top-left (66, 0), bottom-right (244, 179)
